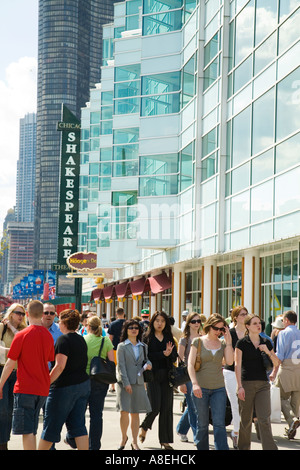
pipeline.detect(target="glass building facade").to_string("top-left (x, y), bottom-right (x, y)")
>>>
top-left (79, 0), bottom-right (300, 326)
top-left (34, 0), bottom-right (119, 269)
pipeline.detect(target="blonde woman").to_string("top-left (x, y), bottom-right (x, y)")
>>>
top-left (0, 303), bottom-right (27, 450)
top-left (176, 312), bottom-right (202, 443)
top-left (188, 314), bottom-right (233, 450)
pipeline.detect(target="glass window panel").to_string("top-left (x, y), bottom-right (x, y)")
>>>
top-left (100, 162), bottom-right (112, 176)
top-left (98, 234), bottom-right (110, 247)
top-left (231, 190), bottom-right (250, 230)
top-left (89, 176), bottom-right (99, 188)
top-left (235, 0), bottom-right (255, 66)
top-left (139, 175), bottom-right (178, 196)
top-left (274, 166), bottom-right (300, 216)
top-left (100, 121), bottom-right (112, 135)
top-left (276, 132), bottom-right (300, 173)
top-left (140, 154), bottom-right (178, 175)
top-left (114, 81), bottom-right (140, 98)
top-left (204, 33), bottom-right (219, 67)
top-left (280, 0), bottom-right (299, 21)
top-left (99, 178), bottom-right (111, 191)
top-left (101, 106), bottom-right (113, 120)
top-left (292, 250), bottom-right (298, 280)
top-left (254, 32), bottom-right (276, 76)
top-left (90, 112), bottom-right (100, 124)
top-left (114, 98), bottom-right (140, 115)
top-left (201, 153), bottom-right (217, 181)
top-left (115, 64), bottom-right (140, 82)
top-left (141, 93), bottom-right (180, 115)
top-left (112, 191), bottom-right (137, 206)
top-left (276, 66), bottom-right (300, 142)
top-left (113, 160), bottom-right (139, 177)
top-left (100, 148), bottom-right (112, 161)
top-left (232, 106), bottom-right (251, 166)
top-left (81, 128), bottom-right (89, 140)
top-left (126, 14), bottom-right (140, 30)
top-left (283, 252), bottom-right (292, 281)
top-left (143, 0), bottom-right (182, 14)
top-left (101, 91), bottom-right (113, 105)
top-left (278, 7), bottom-right (300, 54)
top-left (255, 0), bottom-right (278, 46)
top-left (142, 72), bottom-right (181, 95)
top-left (89, 163), bottom-right (99, 175)
top-left (113, 144), bottom-right (139, 160)
top-left (231, 161), bottom-right (250, 194)
top-left (113, 128), bottom-right (139, 144)
top-left (252, 88), bottom-right (275, 155)
top-left (203, 57), bottom-right (219, 91)
top-left (90, 125), bottom-right (100, 138)
top-left (234, 56), bottom-right (252, 93)
top-left (274, 254), bottom-right (282, 282)
top-left (251, 180), bottom-right (273, 223)
top-left (143, 10), bottom-right (182, 35)
top-left (251, 149), bottom-right (274, 184)
top-left (202, 126), bottom-right (218, 157)
top-left (127, 0), bottom-right (142, 15)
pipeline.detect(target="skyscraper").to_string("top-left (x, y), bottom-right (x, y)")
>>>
top-left (34, 0), bottom-right (118, 269)
top-left (16, 113), bottom-right (36, 223)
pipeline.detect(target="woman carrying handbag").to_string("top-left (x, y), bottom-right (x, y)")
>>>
top-left (116, 319), bottom-right (152, 450)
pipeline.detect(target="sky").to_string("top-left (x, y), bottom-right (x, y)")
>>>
top-left (0, 0), bottom-right (38, 237)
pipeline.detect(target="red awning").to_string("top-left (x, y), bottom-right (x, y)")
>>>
top-left (129, 277), bottom-right (150, 296)
top-left (103, 285), bottom-right (114, 300)
top-left (148, 272), bottom-right (172, 294)
top-left (90, 288), bottom-right (103, 302)
top-left (114, 281), bottom-right (130, 299)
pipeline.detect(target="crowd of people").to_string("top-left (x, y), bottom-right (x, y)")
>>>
top-left (0, 301), bottom-right (300, 451)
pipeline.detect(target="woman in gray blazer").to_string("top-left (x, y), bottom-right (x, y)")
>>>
top-left (116, 319), bottom-right (152, 450)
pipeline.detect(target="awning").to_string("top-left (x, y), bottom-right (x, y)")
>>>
top-left (90, 288), bottom-right (103, 302)
top-left (103, 285), bottom-right (114, 300)
top-left (148, 272), bottom-right (172, 294)
top-left (129, 277), bottom-right (150, 296)
top-left (114, 281), bottom-right (130, 299)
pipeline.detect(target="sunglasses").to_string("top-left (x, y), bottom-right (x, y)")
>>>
top-left (211, 325), bottom-right (225, 332)
top-left (13, 310), bottom-right (25, 316)
top-left (190, 319), bottom-right (201, 324)
top-left (128, 326), bottom-right (139, 330)
top-left (44, 311), bottom-right (55, 316)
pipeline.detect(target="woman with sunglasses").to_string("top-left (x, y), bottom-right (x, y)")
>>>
top-left (116, 319), bottom-right (152, 450)
top-left (139, 311), bottom-right (177, 449)
top-left (176, 312), bottom-right (202, 443)
top-left (188, 313), bottom-right (234, 450)
top-left (223, 306), bottom-right (248, 448)
top-left (0, 303), bottom-right (27, 450)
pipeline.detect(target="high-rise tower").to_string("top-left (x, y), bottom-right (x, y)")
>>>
top-left (34, 0), bottom-right (117, 269)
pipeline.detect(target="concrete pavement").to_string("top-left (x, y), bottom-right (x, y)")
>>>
top-left (6, 389), bottom-right (300, 452)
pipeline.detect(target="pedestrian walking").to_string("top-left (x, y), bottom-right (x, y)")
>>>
top-left (108, 307), bottom-right (126, 392)
top-left (188, 313), bottom-right (233, 450)
top-left (235, 314), bottom-right (279, 450)
top-left (176, 312), bottom-right (202, 443)
top-left (139, 311), bottom-right (177, 449)
top-left (39, 309), bottom-right (90, 450)
top-left (85, 315), bottom-right (114, 449)
top-left (0, 303), bottom-right (28, 450)
top-left (271, 310), bottom-right (300, 439)
top-left (0, 300), bottom-right (54, 450)
top-left (116, 319), bottom-right (152, 450)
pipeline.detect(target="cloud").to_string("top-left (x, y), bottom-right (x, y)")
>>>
top-left (0, 56), bottom-right (37, 236)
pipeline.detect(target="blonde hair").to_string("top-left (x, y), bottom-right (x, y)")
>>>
top-left (87, 315), bottom-right (103, 337)
top-left (5, 303), bottom-right (27, 330)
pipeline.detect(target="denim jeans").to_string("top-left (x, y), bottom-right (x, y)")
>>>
top-left (0, 368), bottom-right (16, 444)
top-left (41, 379), bottom-right (90, 443)
top-left (176, 381), bottom-right (197, 441)
top-left (192, 386), bottom-right (229, 450)
top-left (87, 379), bottom-right (109, 450)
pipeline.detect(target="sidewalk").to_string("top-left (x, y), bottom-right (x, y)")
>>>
top-left (7, 390), bottom-right (300, 451)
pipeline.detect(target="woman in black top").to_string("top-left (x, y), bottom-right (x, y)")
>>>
top-left (235, 314), bottom-right (279, 450)
top-left (39, 309), bottom-right (90, 450)
top-left (139, 311), bottom-right (177, 449)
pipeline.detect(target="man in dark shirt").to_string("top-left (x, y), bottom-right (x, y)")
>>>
top-left (107, 307), bottom-right (126, 392)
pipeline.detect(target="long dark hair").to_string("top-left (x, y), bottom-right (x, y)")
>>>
top-left (120, 319), bottom-right (143, 343)
top-left (143, 311), bottom-right (173, 344)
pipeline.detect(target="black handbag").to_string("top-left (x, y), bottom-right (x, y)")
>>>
top-left (90, 337), bottom-right (117, 384)
top-left (168, 359), bottom-right (190, 388)
top-left (142, 344), bottom-right (153, 383)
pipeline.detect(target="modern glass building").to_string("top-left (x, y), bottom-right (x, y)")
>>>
top-left (34, 0), bottom-right (119, 270)
top-left (79, 0), bottom-right (300, 328)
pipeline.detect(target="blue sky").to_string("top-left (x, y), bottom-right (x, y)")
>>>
top-left (0, 0), bottom-right (38, 236)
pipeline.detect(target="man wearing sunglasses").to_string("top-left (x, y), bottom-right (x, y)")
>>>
top-left (42, 304), bottom-right (62, 348)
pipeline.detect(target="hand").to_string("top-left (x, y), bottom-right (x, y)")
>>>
top-left (163, 341), bottom-right (174, 357)
top-left (125, 385), bottom-right (132, 394)
top-left (179, 384), bottom-right (187, 394)
top-left (0, 388), bottom-right (3, 400)
top-left (145, 364), bottom-right (152, 370)
top-left (237, 387), bottom-right (245, 401)
top-left (258, 344), bottom-right (269, 355)
top-left (192, 383), bottom-right (202, 399)
top-left (223, 326), bottom-right (232, 345)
